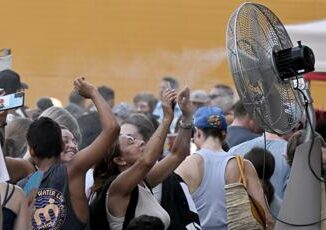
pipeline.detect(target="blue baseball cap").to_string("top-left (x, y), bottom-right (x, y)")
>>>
top-left (194, 106), bottom-right (227, 130)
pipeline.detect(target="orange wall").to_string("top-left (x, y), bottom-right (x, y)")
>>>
top-left (0, 0), bottom-right (325, 107)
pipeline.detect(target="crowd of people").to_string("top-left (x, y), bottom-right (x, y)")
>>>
top-left (0, 69), bottom-right (325, 230)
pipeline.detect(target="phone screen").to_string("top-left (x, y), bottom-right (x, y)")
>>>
top-left (0, 92), bottom-right (24, 111)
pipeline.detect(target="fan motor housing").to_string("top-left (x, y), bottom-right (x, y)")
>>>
top-left (273, 41), bottom-right (315, 80)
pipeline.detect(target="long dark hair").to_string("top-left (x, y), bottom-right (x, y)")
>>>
top-left (91, 112), bottom-right (155, 194)
top-left (122, 113), bottom-right (155, 142)
top-left (91, 141), bottom-right (121, 193)
top-left (244, 147), bottom-right (275, 204)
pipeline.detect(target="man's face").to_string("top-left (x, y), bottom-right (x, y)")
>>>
top-left (209, 87), bottom-right (233, 112)
top-left (209, 88), bottom-right (224, 107)
top-left (159, 80), bottom-right (170, 99)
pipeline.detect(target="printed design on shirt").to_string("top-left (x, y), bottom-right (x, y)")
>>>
top-left (32, 188), bottom-right (66, 230)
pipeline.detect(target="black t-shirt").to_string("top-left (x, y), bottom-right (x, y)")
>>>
top-left (226, 126), bottom-right (260, 148)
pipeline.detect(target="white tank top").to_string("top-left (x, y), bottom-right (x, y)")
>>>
top-left (107, 184), bottom-right (170, 230)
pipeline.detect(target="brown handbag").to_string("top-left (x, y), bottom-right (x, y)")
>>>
top-left (225, 156), bottom-right (266, 230)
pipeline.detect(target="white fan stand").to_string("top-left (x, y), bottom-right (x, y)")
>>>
top-left (276, 103), bottom-right (324, 230)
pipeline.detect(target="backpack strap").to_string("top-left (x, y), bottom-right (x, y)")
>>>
top-left (2, 183), bottom-right (15, 207)
top-left (90, 175), bottom-right (118, 230)
top-left (122, 185), bottom-right (139, 230)
top-left (235, 156), bottom-right (247, 188)
top-left (143, 179), bottom-right (153, 195)
top-left (2, 183), bottom-right (10, 207)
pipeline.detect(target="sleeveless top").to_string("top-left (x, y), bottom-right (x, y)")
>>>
top-left (192, 148), bottom-right (234, 230)
top-left (2, 183), bottom-right (17, 230)
top-left (19, 164), bottom-right (87, 230)
top-left (106, 184), bottom-right (171, 230)
top-left (89, 175), bottom-right (138, 230)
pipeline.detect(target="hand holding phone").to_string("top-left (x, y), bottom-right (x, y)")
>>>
top-left (166, 82), bottom-right (176, 110)
top-left (0, 92), bottom-right (24, 111)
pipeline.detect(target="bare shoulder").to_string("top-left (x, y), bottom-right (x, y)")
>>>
top-left (243, 159), bottom-right (256, 175)
top-left (225, 157), bottom-right (240, 184)
top-left (8, 184), bottom-right (26, 206)
top-left (12, 185), bottom-right (25, 199)
top-left (185, 153), bottom-right (204, 164)
top-left (225, 158), bottom-right (256, 184)
top-left (0, 182), bottom-right (24, 199)
top-left (0, 183), bottom-right (26, 213)
top-left (175, 153), bottom-right (204, 193)
top-left (175, 154), bottom-right (203, 175)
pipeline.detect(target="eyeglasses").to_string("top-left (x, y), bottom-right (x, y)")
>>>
top-left (119, 134), bottom-right (144, 145)
top-left (209, 94), bottom-right (222, 100)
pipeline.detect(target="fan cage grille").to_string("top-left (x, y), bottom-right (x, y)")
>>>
top-left (226, 3), bottom-right (304, 134)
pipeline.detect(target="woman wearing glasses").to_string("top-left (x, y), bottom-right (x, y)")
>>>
top-left (90, 87), bottom-right (194, 230)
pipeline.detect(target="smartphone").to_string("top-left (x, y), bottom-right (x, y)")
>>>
top-left (23, 171), bottom-right (44, 195)
top-left (0, 92), bottom-right (24, 111)
top-left (166, 82), bottom-right (176, 110)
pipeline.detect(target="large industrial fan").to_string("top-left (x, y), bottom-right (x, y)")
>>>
top-left (226, 3), bottom-right (324, 229)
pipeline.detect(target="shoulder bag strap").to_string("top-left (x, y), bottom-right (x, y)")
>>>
top-left (122, 186), bottom-right (139, 230)
top-left (235, 156), bottom-right (247, 188)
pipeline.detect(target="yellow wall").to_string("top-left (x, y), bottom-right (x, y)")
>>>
top-left (0, 0), bottom-right (325, 107)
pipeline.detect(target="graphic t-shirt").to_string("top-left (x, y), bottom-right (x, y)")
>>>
top-left (19, 164), bottom-right (86, 230)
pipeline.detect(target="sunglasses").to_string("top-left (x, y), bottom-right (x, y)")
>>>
top-left (209, 94), bottom-right (222, 99)
top-left (119, 134), bottom-right (144, 145)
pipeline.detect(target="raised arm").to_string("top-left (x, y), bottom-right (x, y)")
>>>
top-left (108, 88), bottom-right (175, 199)
top-left (68, 77), bottom-right (120, 176)
top-left (67, 78), bottom-right (120, 222)
top-left (5, 157), bottom-right (35, 183)
top-left (146, 87), bottom-right (194, 187)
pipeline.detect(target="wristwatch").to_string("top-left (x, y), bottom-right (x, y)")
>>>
top-left (179, 119), bottom-right (193, 129)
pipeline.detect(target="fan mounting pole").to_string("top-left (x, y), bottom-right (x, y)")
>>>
top-left (276, 82), bottom-right (323, 230)
top-left (225, 3), bottom-right (324, 228)
top-left (275, 137), bottom-right (322, 230)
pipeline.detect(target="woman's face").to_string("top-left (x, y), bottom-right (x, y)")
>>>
top-left (60, 128), bottom-right (78, 162)
top-left (118, 123), bottom-right (145, 166)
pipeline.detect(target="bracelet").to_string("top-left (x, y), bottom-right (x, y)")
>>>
top-left (179, 119), bottom-right (193, 129)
